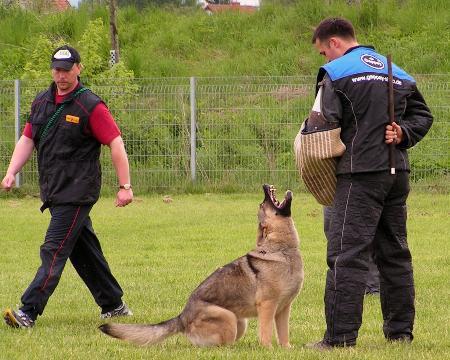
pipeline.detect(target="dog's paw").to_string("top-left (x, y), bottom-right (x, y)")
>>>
top-left (260, 340), bottom-right (273, 349)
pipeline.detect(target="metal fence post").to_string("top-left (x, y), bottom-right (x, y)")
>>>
top-left (14, 79), bottom-right (21, 188)
top-left (190, 76), bottom-right (197, 182)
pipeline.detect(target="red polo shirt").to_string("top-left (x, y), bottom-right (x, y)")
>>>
top-left (23, 91), bottom-right (121, 145)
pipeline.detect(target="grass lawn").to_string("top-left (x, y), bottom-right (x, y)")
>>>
top-left (0, 192), bottom-right (449, 359)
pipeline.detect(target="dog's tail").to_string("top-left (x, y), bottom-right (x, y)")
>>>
top-left (99, 316), bottom-right (183, 346)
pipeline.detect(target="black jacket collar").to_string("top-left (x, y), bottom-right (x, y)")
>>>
top-left (344, 45), bottom-right (375, 55)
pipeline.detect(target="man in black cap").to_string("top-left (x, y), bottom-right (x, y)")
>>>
top-left (51, 44), bottom-right (81, 68)
top-left (2, 45), bottom-right (134, 328)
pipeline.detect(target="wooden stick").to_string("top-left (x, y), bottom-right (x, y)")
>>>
top-left (387, 54), bottom-right (396, 175)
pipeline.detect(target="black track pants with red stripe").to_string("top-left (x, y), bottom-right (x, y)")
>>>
top-left (323, 171), bottom-right (415, 346)
top-left (20, 205), bottom-right (124, 320)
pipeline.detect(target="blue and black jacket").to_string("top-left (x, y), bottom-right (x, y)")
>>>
top-left (318, 45), bottom-right (433, 175)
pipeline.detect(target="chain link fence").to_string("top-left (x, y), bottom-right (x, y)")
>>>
top-left (0, 75), bottom-right (448, 195)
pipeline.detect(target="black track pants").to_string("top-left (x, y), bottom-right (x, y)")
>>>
top-left (324, 171), bottom-right (414, 345)
top-left (20, 205), bottom-right (124, 320)
top-left (324, 206), bottom-right (380, 293)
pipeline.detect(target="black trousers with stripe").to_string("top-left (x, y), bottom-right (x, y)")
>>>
top-left (324, 206), bottom-right (380, 293)
top-left (323, 171), bottom-right (415, 345)
top-left (20, 205), bottom-right (124, 320)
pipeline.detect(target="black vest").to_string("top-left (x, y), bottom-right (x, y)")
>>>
top-left (29, 82), bottom-right (103, 208)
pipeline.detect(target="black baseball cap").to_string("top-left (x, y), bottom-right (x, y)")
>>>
top-left (51, 45), bottom-right (81, 70)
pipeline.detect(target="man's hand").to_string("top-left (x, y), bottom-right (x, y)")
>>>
top-left (109, 136), bottom-right (133, 208)
top-left (115, 188), bottom-right (133, 207)
top-left (385, 122), bottom-right (403, 145)
top-left (1, 174), bottom-right (16, 191)
top-left (1, 135), bottom-right (34, 192)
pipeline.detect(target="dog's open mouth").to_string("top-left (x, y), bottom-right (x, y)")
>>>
top-left (263, 184), bottom-right (292, 215)
top-left (267, 185), bottom-right (285, 209)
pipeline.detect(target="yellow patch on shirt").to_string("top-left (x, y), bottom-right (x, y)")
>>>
top-left (66, 114), bottom-right (80, 124)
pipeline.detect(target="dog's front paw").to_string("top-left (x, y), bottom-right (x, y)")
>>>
top-left (261, 341), bottom-right (273, 349)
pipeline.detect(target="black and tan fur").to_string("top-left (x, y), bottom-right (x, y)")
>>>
top-left (99, 184), bottom-right (304, 348)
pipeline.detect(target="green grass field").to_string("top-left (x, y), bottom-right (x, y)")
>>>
top-left (0, 192), bottom-right (449, 359)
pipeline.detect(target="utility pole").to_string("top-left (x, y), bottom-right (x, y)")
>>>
top-left (109, 0), bottom-right (120, 65)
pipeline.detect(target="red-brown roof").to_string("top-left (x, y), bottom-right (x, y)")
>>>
top-left (53, 0), bottom-right (71, 11)
top-left (18, 0), bottom-right (71, 12)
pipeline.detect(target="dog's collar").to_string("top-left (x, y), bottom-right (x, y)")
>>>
top-left (247, 248), bottom-right (287, 263)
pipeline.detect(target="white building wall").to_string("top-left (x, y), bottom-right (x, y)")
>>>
top-left (198, 0), bottom-right (260, 6)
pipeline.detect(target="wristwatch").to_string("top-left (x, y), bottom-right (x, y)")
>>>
top-left (119, 183), bottom-right (132, 190)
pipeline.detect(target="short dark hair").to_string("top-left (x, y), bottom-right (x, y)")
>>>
top-left (312, 17), bottom-right (356, 43)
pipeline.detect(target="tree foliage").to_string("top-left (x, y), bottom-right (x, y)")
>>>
top-left (78, 18), bottom-right (109, 79)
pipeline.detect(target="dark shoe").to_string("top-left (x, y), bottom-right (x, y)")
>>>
top-left (3, 308), bottom-right (35, 328)
top-left (100, 302), bottom-right (133, 319)
top-left (365, 288), bottom-right (380, 296)
top-left (306, 339), bottom-right (355, 350)
top-left (306, 340), bottom-right (335, 351)
top-left (388, 335), bottom-right (412, 343)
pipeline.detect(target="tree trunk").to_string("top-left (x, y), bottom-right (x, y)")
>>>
top-left (109, 0), bottom-right (120, 64)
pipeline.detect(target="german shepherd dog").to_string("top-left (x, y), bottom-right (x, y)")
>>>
top-left (99, 184), bottom-right (304, 347)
